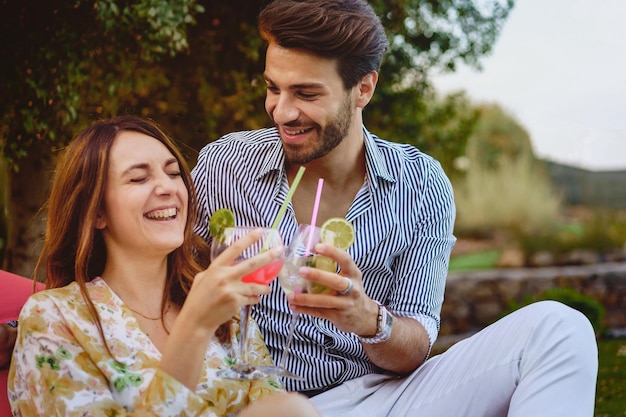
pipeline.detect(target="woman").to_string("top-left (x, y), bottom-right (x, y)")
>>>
top-left (8, 116), bottom-right (320, 417)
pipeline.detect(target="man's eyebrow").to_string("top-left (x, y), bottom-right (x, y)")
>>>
top-left (264, 74), bottom-right (325, 90)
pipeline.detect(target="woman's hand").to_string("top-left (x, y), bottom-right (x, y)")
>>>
top-left (185, 228), bottom-right (283, 331)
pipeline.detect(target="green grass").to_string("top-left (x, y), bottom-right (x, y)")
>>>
top-left (595, 338), bottom-right (626, 416)
top-left (449, 250), bottom-right (500, 272)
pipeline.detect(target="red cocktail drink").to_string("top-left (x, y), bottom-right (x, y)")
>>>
top-left (241, 258), bottom-right (285, 284)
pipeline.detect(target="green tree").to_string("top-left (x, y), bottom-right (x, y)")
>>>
top-left (0, 0), bottom-right (514, 276)
top-left (366, 0), bottom-right (513, 172)
top-left (0, 0), bottom-right (205, 276)
top-left (453, 104), bottom-right (561, 238)
top-left (467, 104), bottom-right (534, 169)
top-left (367, 88), bottom-right (479, 178)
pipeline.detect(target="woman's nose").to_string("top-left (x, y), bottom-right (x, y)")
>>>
top-left (155, 173), bottom-right (177, 194)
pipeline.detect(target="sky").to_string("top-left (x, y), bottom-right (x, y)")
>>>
top-left (430, 0), bottom-right (626, 172)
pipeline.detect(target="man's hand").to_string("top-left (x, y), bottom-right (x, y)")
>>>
top-left (0, 323), bottom-right (17, 369)
top-left (287, 244), bottom-right (430, 374)
top-left (286, 243), bottom-right (372, 335)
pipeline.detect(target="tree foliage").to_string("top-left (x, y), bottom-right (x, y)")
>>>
top-left (1, 0), bottom-right (514, 168)
top-left (367, 0), bottom-right (513, 172)
top-left (0, 0), bottom-right (205, 169)
top-left (453, 105), bottom-right (560, 239)
top-left (466, 104), bottom-right (535, 169)
top-left (0, 0), bottom-right (514, 273)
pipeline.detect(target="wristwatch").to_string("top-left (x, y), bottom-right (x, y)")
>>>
top-left (357, 301), bottom-right (393, 344)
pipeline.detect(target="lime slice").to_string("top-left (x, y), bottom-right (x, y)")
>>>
top-left (320, 217), bottom-right (355, 250)
top-left (209, 208), bottom-right (235, 241)
top-left (309, 282), bottom-right (333, 294)
top-left (308, 255), bottom-right (336, 294)
top-left (313, 255), bottom-right (337, 273)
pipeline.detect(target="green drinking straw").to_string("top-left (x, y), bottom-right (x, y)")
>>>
top-left (271, 165), bottom-right (306, 230)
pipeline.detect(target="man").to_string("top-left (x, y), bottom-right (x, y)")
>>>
top-left (191, 0), bottom-right (597, 416)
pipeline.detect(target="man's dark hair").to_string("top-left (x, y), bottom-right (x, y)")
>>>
top-left (258, 0), bottom-right (389, 89)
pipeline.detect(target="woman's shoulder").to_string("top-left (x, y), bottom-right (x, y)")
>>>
top-left (21, 278), bottom-right (110, 319)
top-left (26, 281), bottom-right (81, 303)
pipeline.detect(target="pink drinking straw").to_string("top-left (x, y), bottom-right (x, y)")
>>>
top-left (305, 178), bottom-right (324, 255)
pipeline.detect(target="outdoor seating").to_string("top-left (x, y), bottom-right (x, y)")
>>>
top-left (0, 270), bottom-right (43, 416)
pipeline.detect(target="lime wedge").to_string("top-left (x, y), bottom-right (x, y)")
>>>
top-left (309, 282), bottom-right (333, 294)
top-left (320, 217), bottom-right (355, 250)
top-left (209, 208), bottom-right (235, 241)
top-left (313, 255), bottom-right (337, 273)
top-left (308, 255), bottom-right (336, 294)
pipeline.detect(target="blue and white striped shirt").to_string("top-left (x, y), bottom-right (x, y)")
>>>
top-left (191, 126), bottom-right (456, 392)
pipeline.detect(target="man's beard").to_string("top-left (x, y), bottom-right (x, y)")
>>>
top-left (282, 94), bottom-right (353, 165)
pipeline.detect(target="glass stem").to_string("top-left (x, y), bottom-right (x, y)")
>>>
top-left (279, 311), bottom-right (300, 369)
top-left (239, 304), bottom-right (251, 366)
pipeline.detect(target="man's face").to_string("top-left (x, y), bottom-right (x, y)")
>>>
top-left (264, 43), bottom-right (355, 165)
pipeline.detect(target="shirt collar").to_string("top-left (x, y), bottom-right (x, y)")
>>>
top-left (253, 126), bottom-right (397, 188)
top-left (256, 127), bottom-right (285, 181)
top-left (362, 126), bottom-right (395, 188)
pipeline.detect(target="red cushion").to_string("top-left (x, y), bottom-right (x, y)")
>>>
top-left (1, 270), bottom-right (44, 416)
top-left (0, 270), bottom-right (43, 323)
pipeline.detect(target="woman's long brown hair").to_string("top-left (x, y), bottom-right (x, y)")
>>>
top-left (34, 115), bottom-right (217, 351)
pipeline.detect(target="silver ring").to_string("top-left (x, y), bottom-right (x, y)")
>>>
top-left (337, 277), bottom-right (353, 296)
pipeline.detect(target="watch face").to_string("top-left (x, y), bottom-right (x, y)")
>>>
top-left (381, 306), bottom-right (393, 336)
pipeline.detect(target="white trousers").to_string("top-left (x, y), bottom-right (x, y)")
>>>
top-left (310, 301), bottom-right (598, 417)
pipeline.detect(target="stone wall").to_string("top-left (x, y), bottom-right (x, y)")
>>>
top-left (436, 262), bottom-right (626, 348)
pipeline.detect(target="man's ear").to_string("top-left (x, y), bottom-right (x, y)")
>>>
top-left (355, 71), bottom-right (378, 109)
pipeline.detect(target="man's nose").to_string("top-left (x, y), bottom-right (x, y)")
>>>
top-left (270, 94), bottom-right (300, 125)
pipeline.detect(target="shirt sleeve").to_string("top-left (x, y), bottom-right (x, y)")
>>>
top-left (389, 159), bottom-right (457, 347)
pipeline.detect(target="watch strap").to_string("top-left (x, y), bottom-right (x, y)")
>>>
top-left (357, 301), bottom-right (393, 344)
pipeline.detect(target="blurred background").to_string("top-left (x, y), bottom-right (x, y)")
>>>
top-left (1, 1), bottom-right (625, 412)
top-left (2, 0), bottom-right (624, 277)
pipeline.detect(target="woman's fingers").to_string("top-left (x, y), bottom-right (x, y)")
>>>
top-left (187, 229), bottom-right (282, 325)
top-left (213, 228), bottom-right (266, 265)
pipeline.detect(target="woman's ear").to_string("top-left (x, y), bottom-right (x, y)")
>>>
top-left (95, 211), bottom-right (107, 230)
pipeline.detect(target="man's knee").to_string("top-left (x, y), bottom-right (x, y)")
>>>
top-left (525, 300), bottom-right (595, 331)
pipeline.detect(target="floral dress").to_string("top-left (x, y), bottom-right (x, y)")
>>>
top-left (8, 277), bottom-right (283, 416)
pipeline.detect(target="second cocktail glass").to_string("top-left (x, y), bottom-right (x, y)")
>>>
top-left (276, 224), bottom-right (337, 377)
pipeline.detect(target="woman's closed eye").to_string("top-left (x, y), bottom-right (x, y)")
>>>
top-left (129, 176), bottom-right (148, 183)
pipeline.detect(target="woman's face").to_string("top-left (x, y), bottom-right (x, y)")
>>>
top-left (96, 131), bottom-right (189, 259)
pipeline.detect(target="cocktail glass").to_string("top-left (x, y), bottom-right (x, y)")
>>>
top-left (212, 226), bottom-right (284, 380)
